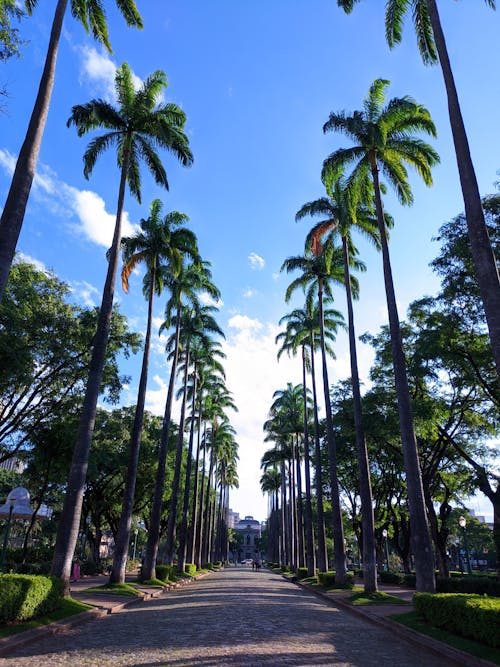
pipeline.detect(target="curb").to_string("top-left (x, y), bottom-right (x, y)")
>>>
top-left (0, 570), bottom-right (211, 657)
top-left (294, 579), bottom-right (497, 667)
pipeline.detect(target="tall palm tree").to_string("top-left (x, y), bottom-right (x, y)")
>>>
top-left (109, 200), bottom-right (198, 584)
top-left (277, 301), bottom-right (342, 572)
top-left (0, 0), bottom-right (143, 300)
top-left (276, 331), bottom-right (316, 575)
top-left (282, 247), bottom-right (349, 580)
top-left (338, 0), bottom-right (500, 381)
top-left (322, 78), bottom-right (438, 592)
top-left (260, 468), bottom-right (281, 562)
top-left (296, 179), bottom-right (379, 591)
top-left (141, 260), bottom-right (220, 580)
top-left (51, 63), bottom-right (193, 588)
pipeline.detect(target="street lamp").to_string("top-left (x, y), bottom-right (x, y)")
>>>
top-left (382, 529), bottom-right (390, 571)
top-left (0, 487), bottom-right (34, 569)
top-left (458, 515), bottom-right (472, 576)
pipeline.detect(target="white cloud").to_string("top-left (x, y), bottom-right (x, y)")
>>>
top-left (248, 252), bottom-right (265, 270)
top-left (199, 291), bottom-right (223, 308)
top-left (16, 253), bottom-right (48, 273)
top-left (243, 288), bottom-right (255, 298)
top-left (0, 149), bottom-right (16, 175)
top-left (71, 280), bottom-right (100, 307)
top-left (77, 45), bottom-right (117, 100)
top-left (228, 314), bottom-right (263, 332)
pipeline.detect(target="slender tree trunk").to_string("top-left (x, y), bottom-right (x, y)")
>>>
top-left (341, 236), bottom-right (377, 592)
top-left (294, 435), bottom-right (305, 569)
top-left (177, 370), bottom-right (197, 573)
top-left (427, 0), bottom-right (500, 381)
top-left (370, 158), bottom-right (435, 593)
top-left (302, 348), bottom-right (316, 576)
top-left (195, 434), bottom-right (207, 568)
top-left (110, 266), bottom-right (155, 584)
top-left (141, 309), bottom-right (181, 580)
top-left (0, 0), bottom-right (68, 300)
top-left (318, 279), bottom-right (346, 582)
top-left (188, 407), bottom-right (203, 565)
top-left (280, 463), bottom-right (287, 566)
top-left (310, 337), bottom-right (328, 572)
top-left (289, 459), bottom-right (296, 569)
top-left (51, 151), bottom-right (129, 592)
top-left (164, 343), bottom-right (191, 564)
top-left (203, 449), bottom-right (215, 564)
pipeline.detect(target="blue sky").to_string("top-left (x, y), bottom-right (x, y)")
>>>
top-left (1, 2), bottom-right (498, 522)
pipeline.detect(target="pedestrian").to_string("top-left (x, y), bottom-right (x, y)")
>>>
top-left (71, 558), bottom-right (81, 582)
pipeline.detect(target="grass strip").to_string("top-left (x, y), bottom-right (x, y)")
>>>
top-left (391, 611), bottom-right (500, 665)
top-left (0, 598), bottom-right (93, 639)
top-left (349, 591), bottom-right (409, 606)
top-left (79, 582), bottom-right (143, 597)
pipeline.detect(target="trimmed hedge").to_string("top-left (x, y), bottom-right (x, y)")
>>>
top-left (436, 576), bottom-right (500, 597)
top-left (185, 563), bottom-right (197, 577)
top-left (317, 571), bottom-right (355, 589)
top-left (155, 564), bottom-right (177, 583)
top-left (414, 593), bottom-right (500, 648)
top-left (379, 570), bottom-right (405, 585)
top-left (0, 574), bottom-right (64, 623)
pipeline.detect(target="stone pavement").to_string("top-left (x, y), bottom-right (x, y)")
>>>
top-left (0, 566), bottom-right (486, 666)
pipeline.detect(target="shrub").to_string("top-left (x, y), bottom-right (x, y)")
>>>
top-left (402, 573), bottom-right (416, 587)
top-left (185, 563), bottom-right (197, 577)
top-left (317, 571), bottom-right (355, 588)
top-left (81, 559), bottom-right (100, 576)
top-left (0, 574), bottom-right (64, 623)
top-left (379, 570), bottom-right (405, 585)
top-left (414, 593), bottom-right (500, 648)
top-left (436, 575), bottom-right (500, 596)
top-left (296, 567), bottom-right (309, 580)
top-left (155, 564), bottom-right (177, 582)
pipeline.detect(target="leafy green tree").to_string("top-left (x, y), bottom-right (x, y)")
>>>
top-left (110, 200), bottom-right (198, 584)
top-left (0, 1), bottom-right (25, 62)
top-left (0, 259), bottom-right (139, 462)
top-left (0, 0), bottom-right (143, 299)
top-left (322, 78), bottom-right (439, 592)
top-left (52, 63), bottom-right (193, 589)
top-left (338, 0), bottom-right (500, 380)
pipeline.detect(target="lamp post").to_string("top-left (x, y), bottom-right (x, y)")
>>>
top-left (132, 529), bottom-right (138, 561)
top-left (0, 487), bottom-right (35, 569)
top-left (458, 516), bottom-right (472, 575)
top-left (382, 529), bottom-right (390, 571)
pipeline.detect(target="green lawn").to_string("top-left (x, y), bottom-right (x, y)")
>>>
top-left (0, 598), bottom-right (93, 639)
top-left (391, 611), bottom-right (500, 665)
top-left (79, 582), bottom-right (143, 597)
top-left (348, 591), bottom-right (409, 605)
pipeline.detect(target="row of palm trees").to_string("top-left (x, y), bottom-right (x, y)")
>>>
top-left (264, 72), bottom-right (464, 594)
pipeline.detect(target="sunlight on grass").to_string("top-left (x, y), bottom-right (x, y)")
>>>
top-left (0, 598), bottom-right (93, 639)
top-left (80, 583), bottom-right (143, 597)
top-left (349, 591), bottom-right (409, 605)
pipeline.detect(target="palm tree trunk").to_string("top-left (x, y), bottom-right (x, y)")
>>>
top-left (188, 407), bottom-right (203, 565)
top-left (164, 342), bottom-right (191, 564)
top-left (370, 158), bottom-right (435, 593)
top-left (309, 336), bottom-right (328, 572)
top-left (110, 266), bottom-right (155, 584)
top-left (426, 0), bottom-right (500, 381)
top-left (141, 308), bottom-right (181, 580)
top-left (318, 279), bottom-right (346, 582)
top-left (203, 448), bottom-right (215, 564)
top-left (280, 463), bottom-right (287, 566)
top-left (177, 370), bottom-right (197, 573)
top-left (0, 0), bottom-right (68, 300)
top-left (294, 435), bottom-right (305, 569)
top-left (51, 149), bottom-right (129, 592)
top-left (195, 433), bottom-right (207, 568)
top-left (341, 236), bottom-right (377, 592)
top-left (302, 347), bottom-right (316, 576)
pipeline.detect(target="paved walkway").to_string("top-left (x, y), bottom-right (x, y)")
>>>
top-left (0, 567), bottom-right (463, 666)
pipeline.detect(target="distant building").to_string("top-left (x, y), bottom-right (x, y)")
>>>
top-left (227, 509), bottom-right (240, 529)
top-left (235, 515), bottom-right (261, 561)
top-left (0, 457), bottom-right (25, 473)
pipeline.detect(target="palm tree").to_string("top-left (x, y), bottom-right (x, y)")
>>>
top-left (0, 0), bottom-right (143, 300)
top-left (338, 0), bottom-right (500, 381)
top-left (109, 200), bottom-right (198, 584)
top-left (260, 468), bottom-right (281, 562)
top-left (296, 179), bottom-right (379, 591)
top-left (51, 63), bottom-right (193, 588)
top-left (141, 260), bottom-right (220, 580)
top-left (322, 78), bottom-right (438, 592)
top-left (282, 247), bottom-right (349, 581)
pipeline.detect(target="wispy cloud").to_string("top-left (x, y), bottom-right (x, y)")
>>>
top-left (228, 314), bottom-right (263, 332)
top-left (16, 253), bottom-right (48, 273)
top-left (71, 280), bottom-right (101, 307)
top-left (248, 252), bottom-right (265, 270)
top-left (243, 288), bottom-right (255, 298)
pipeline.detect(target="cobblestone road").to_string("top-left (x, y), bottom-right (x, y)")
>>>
top-left (1, 567), bottom-right (449, 666)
